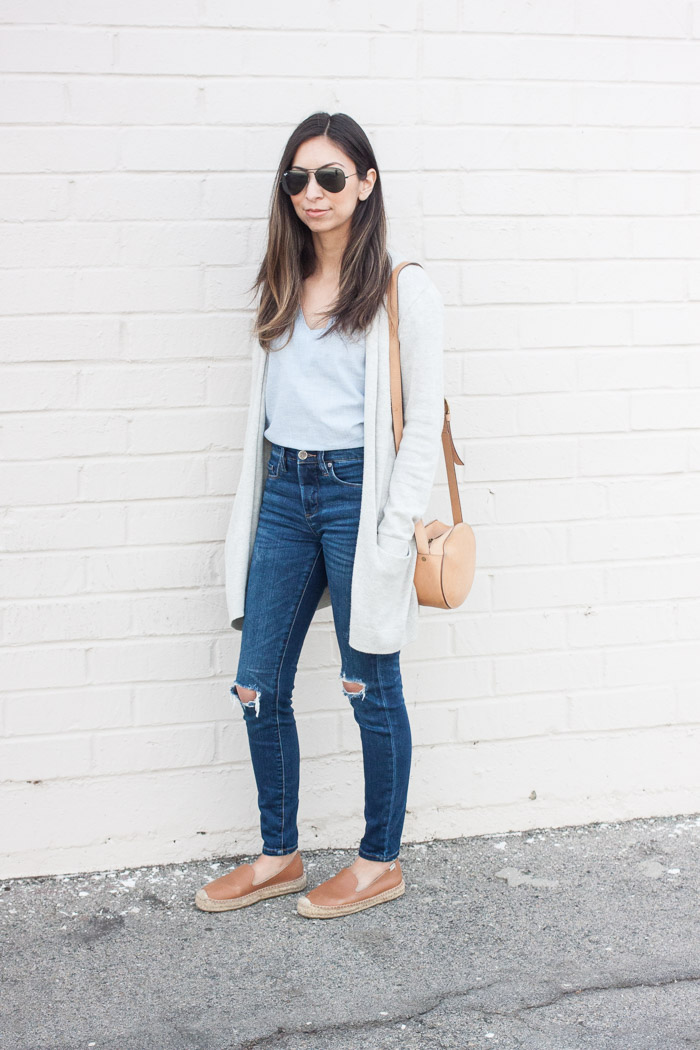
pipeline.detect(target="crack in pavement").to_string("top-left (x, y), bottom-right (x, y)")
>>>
top-left (228, 978), bottom-right (504, 1050)
top-left (228, 972), bottom-right (700, 1050)
top-left (484, 971), bottom-right (700, 1018)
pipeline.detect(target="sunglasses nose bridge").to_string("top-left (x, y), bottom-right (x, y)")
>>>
top-left (304, 170), bottom-right (325, 198)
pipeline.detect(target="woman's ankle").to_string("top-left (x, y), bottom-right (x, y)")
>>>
top-left (352, 855), bottom-right (394, 868)
top-left (255, 849), bottom-right (297, 866)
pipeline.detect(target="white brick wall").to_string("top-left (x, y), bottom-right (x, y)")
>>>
top-left (1, 1), bottom-right (699, 878)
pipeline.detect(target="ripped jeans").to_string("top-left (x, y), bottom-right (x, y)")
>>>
top-left (233, 442), bottom-right (412, 863)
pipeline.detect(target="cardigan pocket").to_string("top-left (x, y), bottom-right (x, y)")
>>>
top-left (353, 539), bottom-right (417, 652)
top-left (373, 538), bottom-right (416, 577)
top-left (377, 531), bottom-right (411, 558)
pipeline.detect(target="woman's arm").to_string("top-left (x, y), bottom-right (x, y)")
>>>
top-left (376, 273), bottom-right (445, 556)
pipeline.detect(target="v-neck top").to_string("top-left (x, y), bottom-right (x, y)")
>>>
top-left (263, 305), bottom-right (366, 450)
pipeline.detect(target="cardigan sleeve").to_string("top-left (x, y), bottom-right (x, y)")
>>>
top-left (376, 275), bottom-right (445, 556)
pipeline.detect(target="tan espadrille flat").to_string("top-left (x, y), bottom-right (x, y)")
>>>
top-left (296, 860), bottom-right (405, 918)
top-left (195, 850), bottom-right (307, 912)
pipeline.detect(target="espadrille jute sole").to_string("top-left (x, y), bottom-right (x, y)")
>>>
top-left (195, 872), bottom-right (307, 912)
top-left (296, 878), bottom-right (405, 918)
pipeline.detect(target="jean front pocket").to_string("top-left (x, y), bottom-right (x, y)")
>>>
top-left (326, 457), bottom-right (363, 487)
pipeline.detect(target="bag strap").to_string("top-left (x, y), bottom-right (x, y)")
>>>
top-left (387, 261), bottom-right (465, 527)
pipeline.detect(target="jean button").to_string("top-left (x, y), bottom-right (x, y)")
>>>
top-left (298, 450), bottom-right (308, 460)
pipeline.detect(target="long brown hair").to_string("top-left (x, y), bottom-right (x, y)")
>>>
top-left (247, 112), bottom-right (392, 352)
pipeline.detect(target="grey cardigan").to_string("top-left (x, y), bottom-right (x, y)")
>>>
top-left (224, 249), bottom-right (445, 654)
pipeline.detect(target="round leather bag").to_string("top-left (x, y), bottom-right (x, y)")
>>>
top-left (413, 519), bottom-right (476, 609)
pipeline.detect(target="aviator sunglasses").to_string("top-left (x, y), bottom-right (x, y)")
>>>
top-left (280, 166), bottom-right (359, 196)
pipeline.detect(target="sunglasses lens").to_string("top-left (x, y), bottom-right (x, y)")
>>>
top-left (316, 167), bottom-right (346, 192)
top-left (281, 171), bottom-right (307, 195)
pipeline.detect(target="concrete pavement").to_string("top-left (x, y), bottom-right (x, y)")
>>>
top-left (2, 812), bottom-right (700, 1049)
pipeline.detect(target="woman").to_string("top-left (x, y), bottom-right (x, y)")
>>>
top-left (196, 112), bottom-right (445, 919)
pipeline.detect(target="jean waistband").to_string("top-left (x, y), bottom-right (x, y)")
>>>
top-left (270, 443), bottom-right (364, 463)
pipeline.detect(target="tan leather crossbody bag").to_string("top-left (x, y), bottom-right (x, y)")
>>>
top-left (387, 261), bottom-right (476, 609)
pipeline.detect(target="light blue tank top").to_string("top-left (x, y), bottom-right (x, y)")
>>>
top-left (263, 305), bottom-right (366, 450)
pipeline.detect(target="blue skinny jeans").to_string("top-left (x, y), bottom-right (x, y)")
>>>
top-left (233, 442), bottom-right (412, 863)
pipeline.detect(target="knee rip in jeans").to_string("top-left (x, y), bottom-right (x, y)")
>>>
top-left (339, 671), bottom-right (366, 701)
top-left (232, 682), bottom-right (261, 718)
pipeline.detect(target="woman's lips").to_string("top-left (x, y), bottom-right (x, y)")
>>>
top-left (306, 209), bottom-right (328, 216)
